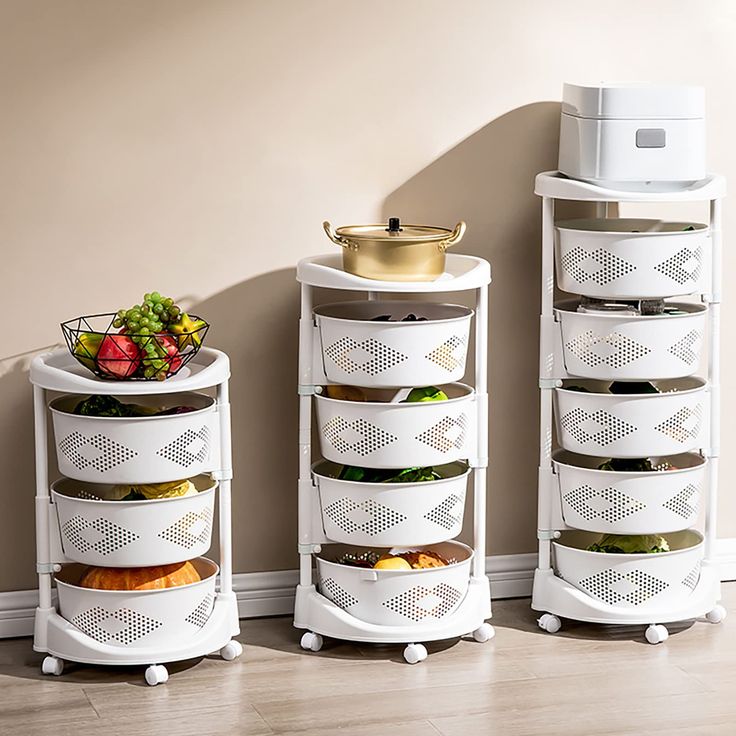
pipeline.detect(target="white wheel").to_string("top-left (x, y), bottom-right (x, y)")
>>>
top-left (41, 656), bottom-right (63, 676)
top-left (300, 632), bottom-right (323, 652)
top-left (403, 643), bottom-right (428, 664)
top-left (645, 624), bottom-right (669, 645)
top-left (144, 664), bottom-right (169, 686)
top-left (706, 604), bottom-right (727, 624)
top-left (472, 623), bottom-right (496, 643)
top-left (220, 640), bottom-right (244, 661)
top-left (537, 613), bottom-right (561, 634)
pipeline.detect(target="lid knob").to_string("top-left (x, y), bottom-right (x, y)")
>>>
top-left (386, 217), bottom-right (402, 233)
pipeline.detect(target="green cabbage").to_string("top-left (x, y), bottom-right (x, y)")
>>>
top-left (587, 534), bottom-right (670, 554)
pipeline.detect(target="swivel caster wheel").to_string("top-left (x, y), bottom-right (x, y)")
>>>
top-left (645, 624), bottom-right (669, 645)
top-left (300, 632), bottom-right (323, 652)
top-left (41, 656), bottom-right (64, 676)
top-left (403, 643), bottom-right (428, 664)
top-left (706, 604), bottom-right (727, 624)
top-left (144, 664), bottom-right (169, 686)
top-left (472, 623), bottom-right (495, 643)
top-left (220, 640), bottom-right (244, 661)
top-left (537, 613), bottom-right (561, 634)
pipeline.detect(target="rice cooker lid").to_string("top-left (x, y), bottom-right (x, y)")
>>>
top-left (561, 82), bottom-right (705, 120)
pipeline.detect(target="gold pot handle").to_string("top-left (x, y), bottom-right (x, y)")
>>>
top-left (439, 221), bottom-right (466, 251)
top-left (323, 221), bottom-right (358, 251)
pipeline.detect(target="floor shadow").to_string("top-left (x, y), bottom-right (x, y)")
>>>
top-left (382, 102), bottom-right (592, 556)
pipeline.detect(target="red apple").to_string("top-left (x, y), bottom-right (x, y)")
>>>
top-left (96, 335), bottom-right (141, 378)
top-left (156, 334), bottom-right (182, 375)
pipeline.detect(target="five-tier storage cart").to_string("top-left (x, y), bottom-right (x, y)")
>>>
top-left (30, 346), bottom-right (242, 685)
top-left (294, 253), bottom-right (493, 663)
top-left (532, 172), bottom-right (727, 643)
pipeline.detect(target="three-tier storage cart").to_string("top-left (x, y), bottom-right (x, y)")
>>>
top-left (30, 347), bottom-right (241, 685)
top-left (294, 253), bottom-right (493, 663)
top-left (532, 172), bottom-right (727, 643)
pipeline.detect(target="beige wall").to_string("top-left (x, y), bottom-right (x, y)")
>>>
top-left (1, 0), bottom-right (735, 592)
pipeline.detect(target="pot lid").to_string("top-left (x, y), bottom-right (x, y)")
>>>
top-left (335, 217), bottom-right (454, 243)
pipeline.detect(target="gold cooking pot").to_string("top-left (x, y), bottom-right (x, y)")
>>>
top-left (323, 217), bottom-right (466, 282)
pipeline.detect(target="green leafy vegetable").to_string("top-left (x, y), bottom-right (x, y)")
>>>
top-left (597, 457), bottom-right (655, 472)
top-left (337, 466), bottom-right (441, 483)
top-left (587, 534), bottom-right (670, 554)
top-left (73, 395), bottom-right (134, 417)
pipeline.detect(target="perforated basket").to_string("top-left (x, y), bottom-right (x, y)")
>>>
top-left (553, 451), bottom-right (705, 534)
top-left (50, 393), bottom-right (217, 484)
top-left (316, 541), bottom-right (472, 626)
top-left (315, 301), bottom-right (473, 388)
top-left (556, 301), bottom-right (706, 380)
top-left (555, 218), bottom-right (709, 299)
top-left (52, 475), bottom-right (217, 567)
top-left (55, 557), bottom-right (218, 650)
top-left (314, 384), bottom-right (475, 468)
top-left (553, 530), bottom-right (704, 612)
top-left (314, 461), bottom-right (469, 546)
top-left (554, 378), bottom-right (707, 458)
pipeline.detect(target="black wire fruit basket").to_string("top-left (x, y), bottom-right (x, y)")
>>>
top-left (61, 313), bottom-right (209, 381)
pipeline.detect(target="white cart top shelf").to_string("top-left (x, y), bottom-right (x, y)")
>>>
top-left (30, 347), bottom-right (230, 395)
top-left (535, 171), bottom-right (726, 202)
top-left (297, 253), bottom-right (491, 292)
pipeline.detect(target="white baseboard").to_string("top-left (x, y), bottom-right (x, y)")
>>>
top-left (2, 542), bottom-right (734, 639)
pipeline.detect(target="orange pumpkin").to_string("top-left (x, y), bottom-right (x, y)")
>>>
top-left (79, 561), bottom-right (201, 590)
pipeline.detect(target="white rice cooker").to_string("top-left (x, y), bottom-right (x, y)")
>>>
top-left (558, 82), bottom-right (706, 190)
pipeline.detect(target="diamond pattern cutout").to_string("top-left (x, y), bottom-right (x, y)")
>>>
top-left (579, 568), bottom-right (669, 606)
top-left (62, 515), bottom-right (140, 556)
top-left (321, 417), bottom-right (397, 457)
top-left (560, 408), bottom-right (637, 447)
top-left (654, 246), bottom-right (703, 285)
top-left (415, 414), bottom-right (468, 453)
top-left (424, 494), bottom-right (464, 530)
top-left (561, 246), bottom-right (636, 286)
top-left (320, 577), bottom-right (358, 609)
top-left (383, 583), bottom-right (462, 621)
top-left (184, 593), bottom-right (214, 628)
top-left (668, 329), bottom-right (701, 365)
top-left (425, 335), bottom-right (467, 372)
top-left (158, 508), bottom-right (213, 549)
top-left (156, 426), bottom-right (211, 467)
top-left (563, 485), bottom-right (646, 523)
top-left (682, 563), bottom-right (701, 591)
top-left (58, 432), bottom-right (138, 473)
top-left (663, 483), bottom-right (700, 518)
top-left (655, 405), bottom-right (703, 444)
top-left (323, 497), bottom-right (407, 536)
top-left (324, 337), bottom-right (408, 376)
top-left (71, 606), bottom-right (162, 645)
top-left (565, 330), bottom-right (651, 369)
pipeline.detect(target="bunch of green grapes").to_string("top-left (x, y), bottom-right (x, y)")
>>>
top-left (113, 292), bottom-right (182, 379)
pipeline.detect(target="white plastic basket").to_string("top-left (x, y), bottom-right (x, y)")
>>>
top-left (50, 393), bottom-right (218, 484)
top-left (316, 541), bottom-right (472, 626)
top-left (554, 378), bottom-right (707, 458)
top-left (315, 301), bottom-right (473, 388)
top-left (55, 557), bottom-right (218, 650)
top-left (555, 218), bottom-right (709, 299)
top-left (313, 461), bottom-right (469, 546)
top-left (553, 530), bottom-right (704, 611)
top-left (52, 475), bottom-right (217, 567)
top-left (556, 301), bottom-right (706, 380)
top-left (553, 451), bottom-right (705, 534)
top-left (314, 384), bottom-right (475, 468)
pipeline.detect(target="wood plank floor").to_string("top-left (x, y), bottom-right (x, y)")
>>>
top-left (1, 584), bottom-right (734, 735)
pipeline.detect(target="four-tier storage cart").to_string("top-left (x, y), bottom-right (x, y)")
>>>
top-left (30, 347), bottom-right (242, 685)
top-left (532, 172), bottom-right (727, 643)
top-left (294, 253), bottom-right (494, 663)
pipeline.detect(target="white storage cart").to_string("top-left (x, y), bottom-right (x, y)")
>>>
top-left (30, 347), bottom-right (241, 684)
top-left (294, 253), bottom-right (494, 663)
top-left (532, 172), bottom-right (727, 643)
